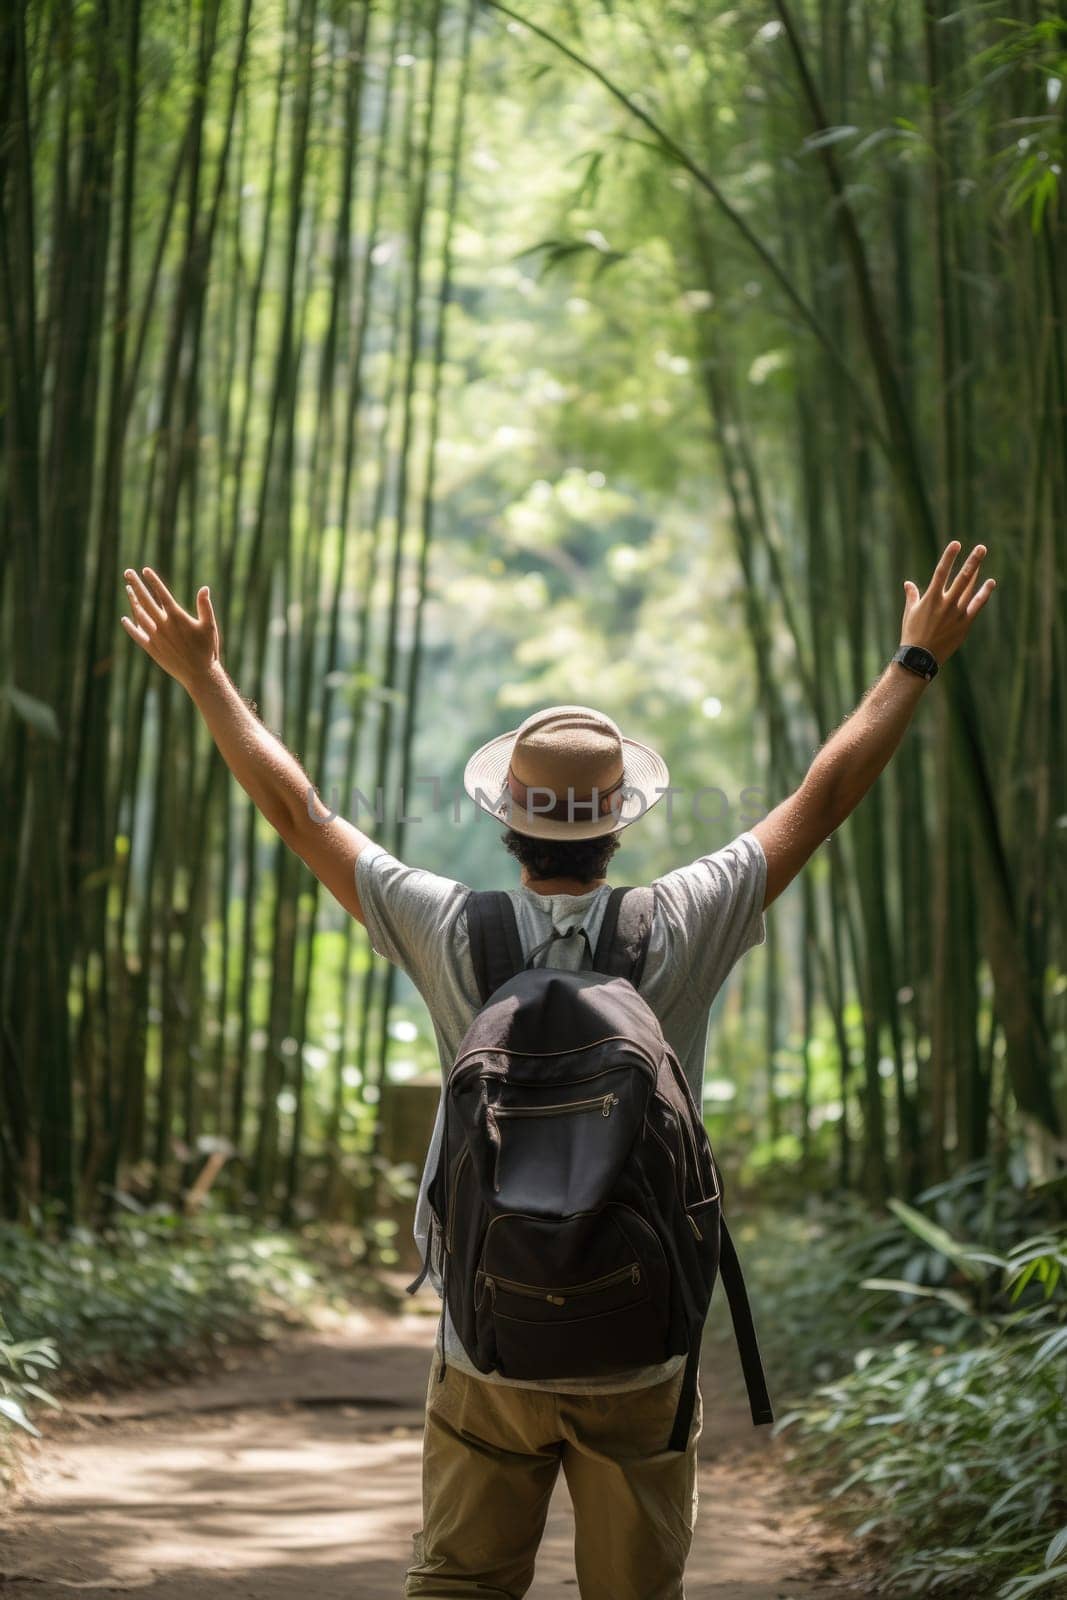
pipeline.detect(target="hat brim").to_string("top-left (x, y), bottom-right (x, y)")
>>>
top-left (463, 727), bottom-right (670, 841)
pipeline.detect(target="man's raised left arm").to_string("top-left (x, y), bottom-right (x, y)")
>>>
top-left (751, 540), bottom-right (996, 910)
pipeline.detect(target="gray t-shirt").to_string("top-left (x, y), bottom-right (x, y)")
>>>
top-left (356, 829), bottom-right (768, 1393)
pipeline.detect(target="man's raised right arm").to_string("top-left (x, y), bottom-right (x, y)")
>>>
top-left (121, 565), bottom-right (371, 924)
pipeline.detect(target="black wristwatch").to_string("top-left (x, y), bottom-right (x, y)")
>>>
top-left (892, 644), bottom-right (939, 682)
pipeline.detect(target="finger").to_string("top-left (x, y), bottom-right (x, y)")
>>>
top-left (125, 583), bottom-right (157, 634)
top-left (120, 613), bottom-right (154, 650)
top-left (124, 567), bottom-right (166, 622)
top-left (902, 579), bottom-right (920, 607)
top-left (195, 585), bottom-right (214, 626)
top-left (142, 565), bottom-right (186, 617)
top-left (965, 576), bottom-right (996, 618)
top-left (948, 543), bottom-right (987, 605)
top-left (931, 540), bottom-right (962, 592)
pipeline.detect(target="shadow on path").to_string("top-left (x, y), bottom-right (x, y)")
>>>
top-left (0, 1306), bottom-right (870, 1598)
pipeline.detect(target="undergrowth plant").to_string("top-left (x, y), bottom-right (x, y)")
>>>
top-left (0, 1314), bottom-right (60, 1484)
top-left (761, 1163), bottom-right (1067, 1598)
top-left (0, 1201), bottom-right (404, 1471)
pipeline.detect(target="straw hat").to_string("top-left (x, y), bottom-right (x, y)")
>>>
top-left (463, 704), bottom-right (670, 841)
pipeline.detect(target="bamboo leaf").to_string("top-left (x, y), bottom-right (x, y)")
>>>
top-left (1029, 169), bottom-right (1057, 234)
top-left (0, 1397), bottom-right (41, 1436)
top-left (801, 123), bottom-right (859, 150)
top-left (1025, 1326), bottom-right (1067, 1373)
top-left (999, 1566), bottom-right (1067, 1598)
top-left (886, 1200), bottom-right (988, 1282)
top-left (859, 1277), bottom-right (976, 1316)
top-left (20, 1383), bottom-right (61, 1409)
top-left (2, 684), bottom-right (60, 741)
top-left (1008, 1259), bottom-right (1045, 1301)
top-left (1046, 1526), bottom-right (1067, 1567)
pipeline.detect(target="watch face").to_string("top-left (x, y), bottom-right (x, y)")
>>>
top-left (897, 645), bottom-right (937, 678)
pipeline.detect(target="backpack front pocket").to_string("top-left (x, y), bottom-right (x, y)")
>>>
top-left (484, 1071), bottom-right (638, 1215)
top-left (474, 1205), bottom-right (670, 1378)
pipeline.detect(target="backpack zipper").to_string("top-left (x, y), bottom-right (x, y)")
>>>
top-left (659, 1092), bottom-right (721, 1212)
top-left (644, 1112), bottom-right (686, 1216)
top-left (446, 1145), bottom-right (471, 1253)
top-left (449, 1037), bottom-right (659, 1087)
top-left (669, 1102), bottom-right (691, 1203)
top-left (491, 1093), bottom-right (620, 1120)
top-left (665, 1057), bottom-right (720, 1204)
top-left (644, 1116), bottom-right (708, 1238)
top-left (482, 1261), bottom-right (641, 1307)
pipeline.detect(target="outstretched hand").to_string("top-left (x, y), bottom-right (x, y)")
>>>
top-left (121, 566), bottom-right (222, 692)
top-left (901, 541), bottom-right (996, 665)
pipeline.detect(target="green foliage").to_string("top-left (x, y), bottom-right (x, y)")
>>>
top-left (781, 1320), bottom-right (1066, 1597)
top-left (752, 1169), bottom-right (1067, 1597)
top-left (0, 1210), bottom-right (393, 1415)
top-left (0, 1312), bottom-right (61, 1481)
top-left (1, 684), bottom-right (60, 740)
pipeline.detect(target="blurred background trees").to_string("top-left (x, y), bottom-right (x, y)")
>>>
top-left (4, 6), bottom-right (1067, 1586)
top-left (1, 0), bottom-right (1064, 1227)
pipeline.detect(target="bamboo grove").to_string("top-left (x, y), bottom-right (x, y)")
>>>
top-left (1, 0), bottom-right (1064, 1225)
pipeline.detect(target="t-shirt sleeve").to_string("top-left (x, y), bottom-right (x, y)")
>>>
top-left (355, 841), bottom-right (470, 990)
top-left (651, 829), bottom-right (768, 1003)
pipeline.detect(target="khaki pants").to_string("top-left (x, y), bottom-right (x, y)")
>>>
top-left (404, 1358), bottom-right (702, 1600)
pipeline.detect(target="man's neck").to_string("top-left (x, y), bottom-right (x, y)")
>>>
top-left (519, 869), bottom-right (606, 897)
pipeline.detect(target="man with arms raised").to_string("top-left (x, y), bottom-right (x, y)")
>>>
top-left (121, 539), bottom-right (993, 1599)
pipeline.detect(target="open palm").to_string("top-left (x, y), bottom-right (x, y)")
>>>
top-left (121, 566), bottom-right (221, 692)
top-left (901, 540), bottom-right (996, 664)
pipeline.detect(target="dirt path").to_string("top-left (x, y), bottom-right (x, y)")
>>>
top-left (1, 1302), bottom-right (869, 1599)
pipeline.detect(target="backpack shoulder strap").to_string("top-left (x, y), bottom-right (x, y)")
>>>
top-left (592, 886), bottom-right (655, 987)
top-left (466, 890), bottom-right (525, 1005)
top-left (717, 1218), bottom-right (775, 1426)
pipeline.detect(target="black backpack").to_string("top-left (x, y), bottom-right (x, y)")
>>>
top-left (406, 885), bottom-right (773, 1451)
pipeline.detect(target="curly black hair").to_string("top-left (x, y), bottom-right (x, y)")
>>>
top-left (501, 828), bottom-right (621, 885)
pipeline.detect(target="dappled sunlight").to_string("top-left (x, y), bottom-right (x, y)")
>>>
top-left (5, 1328), bottom-right (866, 1600)
top-left (12, 1412), bottom-right (422, 1586)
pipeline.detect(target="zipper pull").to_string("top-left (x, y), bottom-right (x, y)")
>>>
top-left (547, 1292), bottom-right (565, 1306)
top-left (602, 1094), bottom-right (620, 1117)
top-left (631, 1264), bottom-right (641, 1285)
top-left (487, 1105), bottom-right (501, 1192)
